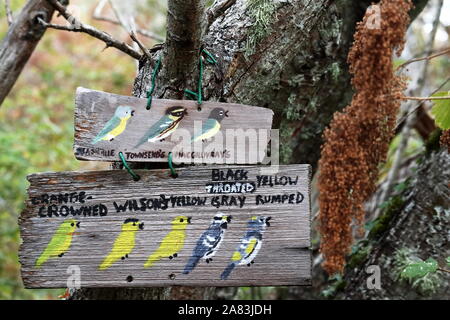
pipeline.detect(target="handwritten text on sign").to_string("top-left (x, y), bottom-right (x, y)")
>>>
top-left (20, 165), bottom-right (311, 288)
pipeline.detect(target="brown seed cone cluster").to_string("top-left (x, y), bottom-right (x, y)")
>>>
top-left (441, 130), bottom-right (450, 152)
top-left (318, 0), bottom-right (412, 275)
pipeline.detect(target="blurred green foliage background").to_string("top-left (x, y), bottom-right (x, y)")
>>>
top-left (0, 0), bottom-right (164, 299)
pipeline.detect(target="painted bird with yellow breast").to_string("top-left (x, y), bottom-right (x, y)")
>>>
top-left (135, 106), bottom-right (187, 147)
top-left (99, 218), bottom-right (144, 270)
top-left (144, 216), bottom-right (191, 268)
top-left (92, 106), bottom-right (134, 144)
top-left (35, 219), bottom-right (80, 268)
top-left (221, 216), bottom-right (271, 280)
top-left (191, 108), bottom-right (228, 142)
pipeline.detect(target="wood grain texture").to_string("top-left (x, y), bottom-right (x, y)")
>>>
top-left (74, 87), bottom-right (274, 164)
top-left (20, 165), bottom-right (311, 288)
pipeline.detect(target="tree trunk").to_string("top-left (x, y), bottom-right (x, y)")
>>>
top-left (71, 0), bottom-right (429, 299)
top-left (337, 149), bottom-right (450, 300)
top-left (280, 147), bottom-right (449, 300)
top-left (0, 0), bottom-right (56, 106)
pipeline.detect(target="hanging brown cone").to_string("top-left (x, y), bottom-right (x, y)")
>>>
top-left (318, 0), bottom-right (412, 275)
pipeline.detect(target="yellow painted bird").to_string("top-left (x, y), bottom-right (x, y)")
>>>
top-left (221, 216), bottom-right (271, 280)
top-left (98, 218), bottom-right (144, 270)
top-left (35, 219), bottom-right (80, 268)
top-left (144, 216), bottom-right (191, 268)
top-left (92, 106), bottom-right (134, 144)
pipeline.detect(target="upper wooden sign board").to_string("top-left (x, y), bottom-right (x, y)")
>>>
top-left (74, 88), bottom-right (274, 164)
top-left (20, 165), bottom-right (311, 288)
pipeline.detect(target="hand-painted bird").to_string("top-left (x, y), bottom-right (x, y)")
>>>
top-left (92, 106), bottom-right (134, 144)
top-left (191, 108), bottom-right (229, 142)
top-left (98, 218), bottom-right (144, 270)
top-left (220, 216), bottom-right (271, 280)
top-left (134, 106), bottom-right (187, 147)
top-left (35, 219), bottom-right (80, 268)
top-left (183, 213), bottom-right (231, 274)
top-left (144, 215), bottom-right (191, 268)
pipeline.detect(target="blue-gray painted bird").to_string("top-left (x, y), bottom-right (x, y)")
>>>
top-left (92, 106), bottom-right (134, 144)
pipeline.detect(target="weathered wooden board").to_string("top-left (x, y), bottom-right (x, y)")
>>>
top-left (19, 165), bottom-right (311, 288)
top-left (74, 87), bottom-right (274, 164)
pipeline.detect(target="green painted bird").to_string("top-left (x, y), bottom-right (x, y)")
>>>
top-left (35, 219), bottom-right (80, 268)
top-left (92, 106), bottom-right (134, 144)
top-left (134, 106), bottom-right (187, 148)
top-left (99, 218), bottom-right (144, 270)
top-left (191, 108), bottom-right (229, 142)
top-left (144, 216), bottom-right (191, 268)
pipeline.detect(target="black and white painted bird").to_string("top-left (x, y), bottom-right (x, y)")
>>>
top-left (183, 212), bottom-right (232, 274)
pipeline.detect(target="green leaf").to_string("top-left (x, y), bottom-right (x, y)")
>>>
top-left (431, 91), bottom-right (450, 130)
top-left (401, 258), bottom-right (438, 280)
top-left (393, 59), bottom-right (407, 69)
top-left (446, 257), bottom-right (450, 267)
top-left (394, 181), bottom-right (408, 193)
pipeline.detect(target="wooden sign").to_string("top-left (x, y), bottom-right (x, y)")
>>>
top-left (20, 165), bottom-right (311, 288)
top-left (74, 88), bottom-right (274, 164)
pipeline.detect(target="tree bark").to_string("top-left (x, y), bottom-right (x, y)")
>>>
top-left (163, 0), bottom-right (207, 94)
top-left (0, 0), bottom-right (55, 106)
top-left (337, 149), bottom-right (450, 299)
top-left (135, 0), bottom-right (427, 168)
top-left (280, 148), bottom-right (449, 300)
top-left (71, 0), bottom-right (430, 299)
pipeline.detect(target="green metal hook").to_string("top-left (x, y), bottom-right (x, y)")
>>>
top-left (119, 152), bottom-right (140, 181)
top-left (168, 152), bottom-right (178, 178)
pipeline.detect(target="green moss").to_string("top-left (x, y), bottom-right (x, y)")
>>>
top-left (330, 62), bottom-right (341, 82)
top-left (321, 275), bottom-right (347, 298)
top-left (368, 195), bottom-right (405, 240)
top-left (347, 242), bottom-right (372, 268)
top-left (425, 128), bottom-right (442, 155)
top-left (244, 0), bottom-right (277, 57)
top-left (279, 123), bottom-right (294, 164)
top-left (285, 93), bottom-right (301, 120)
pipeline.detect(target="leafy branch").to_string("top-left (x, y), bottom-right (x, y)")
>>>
top-left (400, 257), bottom-right (450, 279)
top-left (396, 47), bottom-right (450, 71)
top-left (400, 92), bottom-right (450, 131)
top-left (396, 76), bottom-right (450, 130)
top-left (394, 249), bottom-right (449, 295)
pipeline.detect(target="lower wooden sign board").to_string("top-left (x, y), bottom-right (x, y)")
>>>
top-left (19, 165), bottom-right (311, 288)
